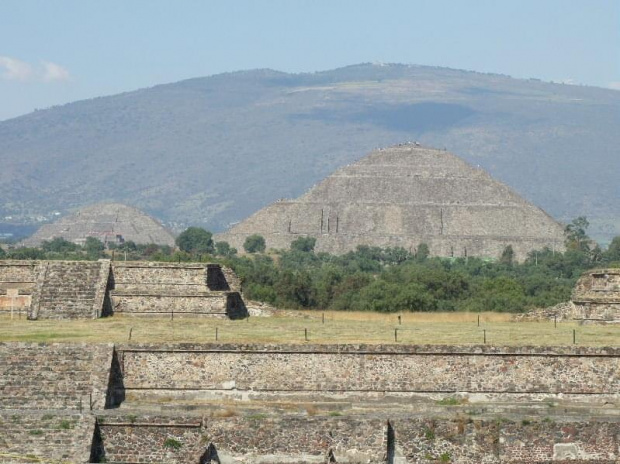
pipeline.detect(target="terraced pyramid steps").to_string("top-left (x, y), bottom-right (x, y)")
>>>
top-left (217, 144), bottom-right (566, 260)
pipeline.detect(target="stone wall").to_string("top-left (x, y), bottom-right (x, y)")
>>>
top-left (0, 342), bottom-right (113, 411)
top-left (116, 344), bottom-right (620, 397)
top-left (393, 416), bottom-right (619, 463)
top-left (572, 269), bottom-right (620, 323)
top-left (0, 343), bottom-right (113, 463)
top-left (0, 412), bottom-right (94, 464)
top-left (92, 413), bottom-right (619, 464)
top-left (0, 261), bottom-right (39, 315)
top-left (0, 260), bottom-right (247, 320)
top-left (94, 415), bottom-right (206, 463)
top-left (0, 342), bottom-right (618, 462)
top-left (110, 262), bottom-right (248, 319)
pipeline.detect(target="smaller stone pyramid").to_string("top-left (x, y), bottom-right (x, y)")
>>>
top-left (216, 144), bottom-right (565, 260)
top-left (22, 203), bottom-right (176, 247)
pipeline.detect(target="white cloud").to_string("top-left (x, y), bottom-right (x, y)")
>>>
top-left (608, 82), bottom-right (620, 91)
top-left (42, 61), bottom-right (71, 82)
top-left (0, 56), bottom-right (71, 82)
top-left (0, 56), bottom-right (33, 81)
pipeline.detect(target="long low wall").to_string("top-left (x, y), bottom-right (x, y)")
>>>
top-left (94, 414), bottom-right (619, 464)
top-left (117, 344), bottom-right (620, 396)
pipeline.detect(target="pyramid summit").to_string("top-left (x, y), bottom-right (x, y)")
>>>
top-left (217, 144), bottom-right (565, 260)
top-left (22, 203), bottom-right (176, 247)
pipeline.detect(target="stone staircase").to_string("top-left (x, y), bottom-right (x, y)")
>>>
top-left (0, 412), bottom-right (94, 463)
top-left (29, 260), bottom-right (110, 320)
top-left (0, 343), bottom-right (112, 462)
top-left (0, 343), bottom-right (112, 411)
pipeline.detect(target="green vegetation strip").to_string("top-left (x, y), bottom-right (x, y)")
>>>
top-left (1, 313), bottom-right (618, 346)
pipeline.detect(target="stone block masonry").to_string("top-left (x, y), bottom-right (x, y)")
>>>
top-left (29, 260), bottom-right (110, 320)
top-left (0, 343), bottom-right (113, 411)
top-left (572, 269), bottom-right (620, 323)
top-left (109, 262), bottom-right (248, 319)
top-left (0, 259), bottom-right (248, 320)
top-left (0, 342), bottom-right (619, 462)
top-left (0, 343), bottom-right (113, 463)
top-left (0, 412), bottom-right (95, 464)
top-left (0, 261), bottom-right (39, 315)
top-left (116, 344), bottom-right (620, 397)
top-left (93, 414), bottom-right (619, 464)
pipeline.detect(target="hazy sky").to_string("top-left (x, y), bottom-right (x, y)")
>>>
top-left (1, 0), bottom-right (618, 121)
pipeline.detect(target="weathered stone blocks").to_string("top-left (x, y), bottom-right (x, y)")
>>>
top-left (572, 269), bottom-right (620, 323)
top-left (0, 260), bottom-right (248, 320)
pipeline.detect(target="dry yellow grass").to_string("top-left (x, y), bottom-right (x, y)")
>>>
top-left (0, 312), bottom-right (618, 347)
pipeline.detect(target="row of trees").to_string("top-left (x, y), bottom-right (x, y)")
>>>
top-left (175, 227), bottom-right (266, 255)
top-left (2, 218), bottom-right (619, 313)
top-left (224, 237), bottom-right (619, 313)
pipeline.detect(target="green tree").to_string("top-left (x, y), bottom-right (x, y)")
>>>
top-left (604, 236), bottom-right (620, 264)
top-left (244, 234), bottom-right (266, 254)
top-left (500, 245), bottom-right (515, 265)
top-left (0, 246), bottom-right (5, 258)
top-left (290, 236), bottom-right (316, 252)
top-left (564, 217), bottom-right (591, 252)
top-left (176, 227), bottom-right (214, 254)
top-left (41, 237), bottom-right (79, 253)
top-left (7, 247), bottom-right (45, 260)
top-left (84, 237), bottom-right (105, 259)
top-left (215, 241), bottom-right (237, 257)
top-left (416, 243), bottom-right (430, 262)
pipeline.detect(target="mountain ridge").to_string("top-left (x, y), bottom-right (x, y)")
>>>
top-left (1, 63), bottom-right (618, 242)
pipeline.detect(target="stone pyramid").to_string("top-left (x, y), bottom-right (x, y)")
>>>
top-left (23, 203), bottom-right (176, 247)
top-left (217, 144), bottom-right (566, 260)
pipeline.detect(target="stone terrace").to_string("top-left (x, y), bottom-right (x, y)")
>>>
top-left (0, 343), bottom-right (112, 411)
top-left (92, 413), bottom-right (620, 464)
top-left (0, 261), bottom-right (40, 317)
top-left (572, 269), bottom-right (620, 323)
top-left (0, 260), bottom-right (247, 320)
top-left (0, 412), bottom-right (94, 463)
top-left (110, 262), bottom-right (247, 319)
top-left (30, 260), bottom-right (111, 320)
top-left (0, 343), bottom-right (112, 463)
top-left (0, 342), bottom-right (618, 462)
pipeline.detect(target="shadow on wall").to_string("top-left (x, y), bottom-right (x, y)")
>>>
top-left (226, 292), bottom-right (248, 320)
top-left (206, 265), bottom-right (230, 291)
top-left (105, 349), bottom-right (125, 409)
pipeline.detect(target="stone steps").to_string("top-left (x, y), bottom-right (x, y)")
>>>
top-left (0, 412), bottom-right (93, 463)
top-left (0, 343), bottom-right (103, 411)
top-left (34, 261), bottom-right (107, 319)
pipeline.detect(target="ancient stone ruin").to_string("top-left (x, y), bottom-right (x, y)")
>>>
top-left (217, 144), bottom-right (566, 261)
top-left (571, 268), bottom-right (620, 324)
top-left (0, 260), bottom-right (247, 320)
top-left (0, 342), bottom-right (618, 462)
top-left (22, 202), bottom-right (176, 247)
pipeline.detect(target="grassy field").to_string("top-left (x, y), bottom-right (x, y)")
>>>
top-left (0, 311), bottom-right (618, 346)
